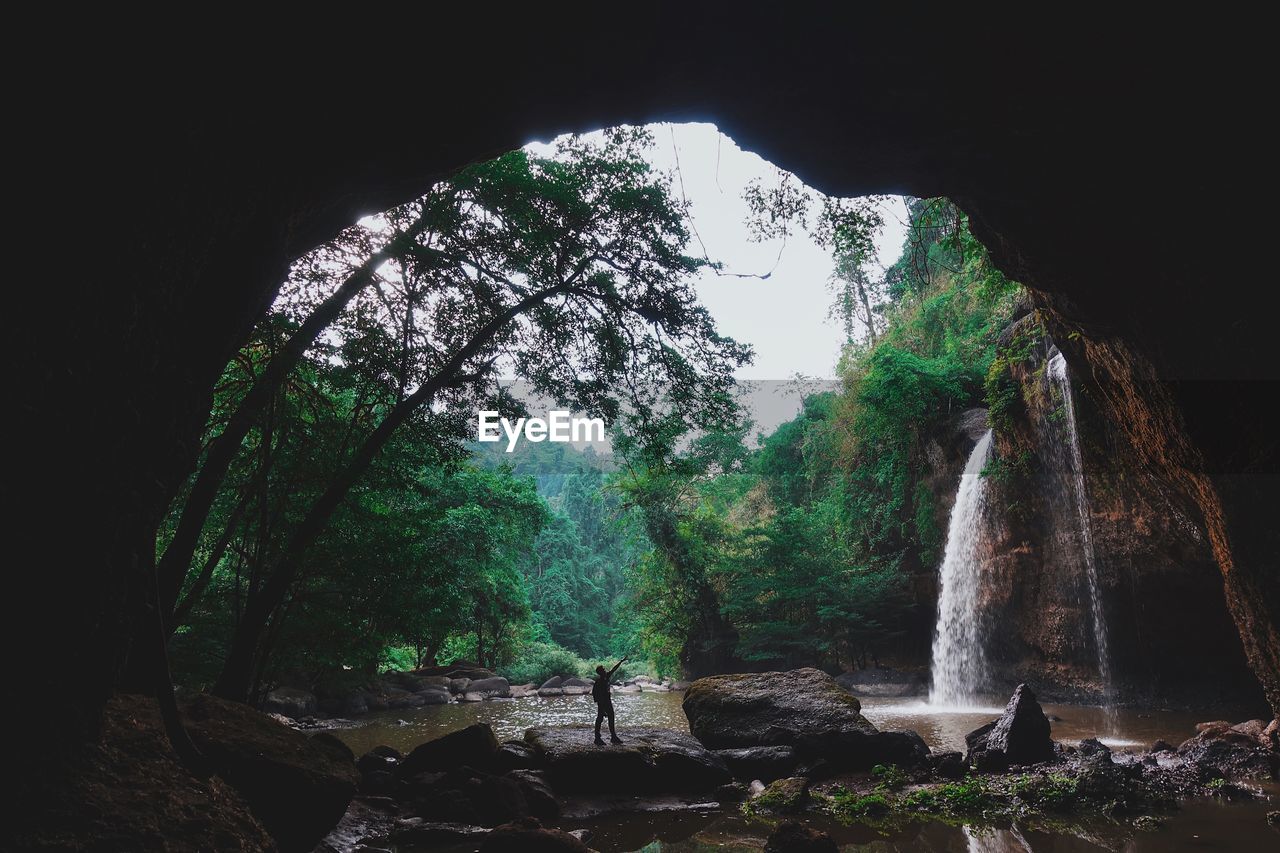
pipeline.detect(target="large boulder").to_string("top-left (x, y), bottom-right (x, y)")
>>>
top-left (538, 676), bottom-right (565, 697)
top-left (714, 746), bottom-right (799, 783)
top-left (683, 668), bottom-right (928, 769)
top-left (560, 677), bottom-right (591, 696)
top-left (965, 684), bottom-right (1055, 770)
top-left (397, 722), bottom-right (499, 777)
top-left (468, 676), bottom-right (511, 698)
top-left (262, 686), bottom-right (318, 718)
top-left (180, 693), bottom-right (358, 853)
top-left (400, 766), bottom-right (532, 826)
top-left (524, 725), bottom-right (731, 793)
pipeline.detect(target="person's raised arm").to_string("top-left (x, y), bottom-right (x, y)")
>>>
top-left (609, 656), bottom-right (627, 677)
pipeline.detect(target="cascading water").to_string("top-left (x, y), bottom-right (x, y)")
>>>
top-left (1048, 351), bottom-right (1115, 725)
top-left (929, 429), bottom-right (994, 707)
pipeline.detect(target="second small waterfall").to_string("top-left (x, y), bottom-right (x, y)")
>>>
top-left (929, 429), bottom-right (994, 707)
top-left (1048, 352), bottom-right (1115, 722)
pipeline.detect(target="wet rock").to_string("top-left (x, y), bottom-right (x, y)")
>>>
top-left (795, 757), bottom-right (834, 780)
top-left (508, 769), bottom-right (560, 819)
top-left (449, 677), bottom-right (472, 694)
top-left (357, 749), bottom-right (398, 776)
top-left (397, 722), bottom-right (499, 777)
top-left (538, 676), bottom-right (565, 697)
top-left (967, 684), bottom-right (1055, 770)
top-left (683, 668), bottom-right (927, 769)
top-left (1133, 815), bottom-right (1163, 831)
top-left (319, 693), bottom-right (368, 716)
top-left (1079, 737), bottom-right (1112, 759)
top-left (387, 691), bottom-right (427, 709)
top-left (714, 745), bottom-right (799, 782)
top-left (561, 677), bottom-right (591, 696)
top-left (524, 725), bottom-right (731, 793)
top-left (510, 682), bottom-right (538, 698)
top-left (930, 750), bottom-right (966, 780)
top-left (180, 693), bottom-right (358, 853)
top-left (752, 776), bottom-right (809, 814)
top-left (359, 769), bottom-right (399, 797)
top-left (1176, 724), bottom-right (1279, 780)
top-left (479, 817), bottom-right (594, 852)
top-left (495, 739), bottom-right (541, 772)
top-left (715, 781), bottom-right (750, 803)
top-left (1151, 739), bottom-right (1175, 752)
top-left (263, 686), bottom-right (317, 718)
top-left (460, 692), bottom-right (486, 702)
top-left (765, 821), bottom-right (838, 853)
top-left (468, 676), bottom-right (512, 698)
top-left (418, 687), bottom-right (451, 705)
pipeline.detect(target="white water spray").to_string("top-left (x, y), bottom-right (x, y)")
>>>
top-left (930, 429), bottom-right (994, 707)
top-left (1048, 351), bottom-right (1115, 724)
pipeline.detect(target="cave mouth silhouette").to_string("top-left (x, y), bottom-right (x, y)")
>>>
top-left (14, 12), bottom-right (1277, 787)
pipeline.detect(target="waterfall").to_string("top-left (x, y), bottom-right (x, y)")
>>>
top-left (1048, 351), bottom-right (1115, 720)
top-left (929, 429), bottom-right (994, 707)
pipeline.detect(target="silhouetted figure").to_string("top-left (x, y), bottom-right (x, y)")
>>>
top-left (593, 656), bottom-right (627, 745)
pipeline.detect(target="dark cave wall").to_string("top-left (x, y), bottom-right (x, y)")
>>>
top-left (13, 10), bottom-right (1278, 758)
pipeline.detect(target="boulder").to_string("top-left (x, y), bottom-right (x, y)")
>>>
top-left (363, 692), bottom-right (389, 711)
top-left (319, 693), bottom-right (368, 716)
top-left (752, 776), bottom-right (809, 814)
top-left (508, 769), bottom-right (560, 819)
top-left (765, 821), bottom-right (838, 853)
top-left (469, 676), bottom-right (512, 698)
top-left (388, 692), bottom-right (427, 709)
top-left (561, 677), bottom-right (591, 696)
top-left (930, 750), bottom-right (966, 780)
top-left (262, 686), bottom-right (317, 718)
top-left (1177, 724), bottom-right (1279, 780)
top-left (538, 676), bottom-right (565, 697)
top-left (524, 725), bottom-right (731, 793)
top-left (449, 677), bottom-right (471, 694)
top-left (180, 693), bottom-right (358, 853)
top-left (460, 692), bottom-right (486, 702)
top-left (479, 818), bottom-right (594, 852)
top-left (356, 749), bottom-right (398, 776)
top-left (683, 668), bottom-right (928, 769)
top-left (418, 687), bottom-right (452, 705)
top-left (966, 684), bottom-right (1055, 770)
top-left (510, 683), bottom-right (538, 698)
top-left (713, 746), bottom-right (799, 783)
top-left (495, 739), bottom-right (541, 772)
top-left (397, 723), bottom-right (499, 777)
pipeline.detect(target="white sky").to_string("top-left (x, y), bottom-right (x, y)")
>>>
top-left (526, 122), bottom-right (908, 381)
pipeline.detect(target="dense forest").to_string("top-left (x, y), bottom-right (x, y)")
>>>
top-left (163, 130), bottom-right (1019, 701)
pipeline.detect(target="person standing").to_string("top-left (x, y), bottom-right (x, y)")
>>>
top-left (592, 657), bottom-right (627, 745)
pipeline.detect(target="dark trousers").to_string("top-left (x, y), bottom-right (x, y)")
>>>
top-left (594, 699), bottom-right (616, 738)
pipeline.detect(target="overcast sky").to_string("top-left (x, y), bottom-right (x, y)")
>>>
top-left (526, 122), bottom-right (908, 381)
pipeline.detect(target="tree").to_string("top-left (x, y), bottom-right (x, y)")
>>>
top-left (158, 127), bottom-right (750, 701)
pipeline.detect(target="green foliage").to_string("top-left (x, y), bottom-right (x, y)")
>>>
top-left (499, 641), bottom-right (590, 685)
top-left (871, 763), bottom-right (910, 791)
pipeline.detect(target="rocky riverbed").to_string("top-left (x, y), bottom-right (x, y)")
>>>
top-left (313, 670), bottom-right (1278, 852)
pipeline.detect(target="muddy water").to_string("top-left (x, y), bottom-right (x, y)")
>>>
top-left (327, 691), bottom-right (1278, 851)
top-left (329, 690), bottom-right (1239, 757)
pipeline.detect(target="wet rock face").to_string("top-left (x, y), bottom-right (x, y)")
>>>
top-left (179, 693), bottom-right (358, 853)
top-left (765, 821), bottom-right (839, 853)
top-left (479, 818), bottom-right (594, 852)
top-left (524, 725), bottom-right (731, 793)
top-left (684, 669), bottom-right (929, 769)
top-left (714, 745), bottom-right (799, 783)
top-left (1176, 721), bottom-right (1280, 781)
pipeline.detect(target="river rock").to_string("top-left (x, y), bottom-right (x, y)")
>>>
top-left (524, 725), bottom-right (731, 793)
top-left (401, 766), bottom-right (533, 826)
top-left (319, 693), bottom-right (368, 716)
top-left (683, 668), bottom-right (928, 769)
top-left (510, 682), bottom-right (537, 698)
top-left (180, 693), bottom-right (358, 853)
top-left (468, 676), bottom-right (512, 698)
top-left (967, 684), bottom-right (1055, 770)
top-left (495, 739), bottom-right (542, 772)
top-left (263, 686), bottom-right (318, 718)
top-left (713, 746), bottom-right (799, 782)
top-left (561, 677), bottom-right (591, 696)
top-left (930, 750), bottom-right (966, 780)
top-left (449, 677), bottom-right (471, 694)
top-left (388, 691), bottom-right (427, 709)
top-left (418, 687), bottom-right (451, 705)
top-left (479, 818), bottom-right (593, 852)
top-left (507, 769), bottom-right (560, 819)
top-left (752, 776), bottom-right (809, 813)
top-left (397, 722), bottom-right (499, 777)
top-left (538, 676), bottom-right (565, 697)
top-left (1177, 723), bottom-right (1279, 780)
top-left (765, 821), bottom-right (838, 853)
